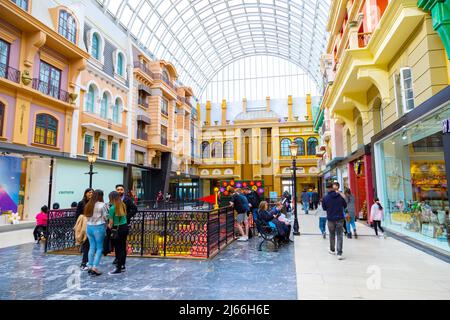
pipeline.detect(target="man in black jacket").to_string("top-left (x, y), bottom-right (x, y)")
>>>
top-left (322, 182), bottom-right (347, 260)
top-left (115, 184), bottom-right (138, 225)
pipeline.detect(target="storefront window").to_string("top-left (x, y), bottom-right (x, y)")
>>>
top-left (375, 103), bottom-right (450, 252)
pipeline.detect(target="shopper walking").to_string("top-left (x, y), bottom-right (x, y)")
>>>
top-left (322, 182), bottom-right (347, 260)
top-left (75, 188), bottom-right (93, 271)
top-left (301, 189), bottom-right (310, 214)
top-left (229, 188), bottom-right (249, 241)
top-left (345, 188), bottom-right (357, 239)
top-left (108, 191), bottom-right (129, 274)
top-left (84, 190), bottom-right (109, 276)
top-left (317, 200), bottom-right (327, 239)
top-left (312, 188), bottom-right (320, 210)
top-left (370, 198), bottom-right (385, 238)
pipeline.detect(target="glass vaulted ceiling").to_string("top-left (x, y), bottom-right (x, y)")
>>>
top-left (95, 0), bottom-right (331, 98)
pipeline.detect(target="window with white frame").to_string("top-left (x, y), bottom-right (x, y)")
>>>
top-left (394, 67), bottom-right (415, 116)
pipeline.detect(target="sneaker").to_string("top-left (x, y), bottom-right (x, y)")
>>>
top-left (80, 265), bottom-right (89, 271)
top-left (328, 249), bottom-right (336, 255)
top-left (322, 233), bottom-right (326, 239)
top-left (112, 258), bottom-right (118, 265)
top-left (347, 233), bottom-right (352, 239)
top-left (35, 240), bottom-right (40, 244)
top-left (108, 268), bottom-right (122, 275)
top-left (237, 236), bottom-right (248, 242)
top-left (354, 232), bottom-right (358, 239)
top-left (120, 265), bottom-right (126, 272)
top-left (337, 255), bottom-right (345, 260)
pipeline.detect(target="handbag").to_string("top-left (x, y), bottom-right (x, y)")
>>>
top-left (110, 226), bottom-right (119, 240)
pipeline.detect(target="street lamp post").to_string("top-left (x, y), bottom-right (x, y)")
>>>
top-left (176, 170), bottom-right (181, 209)
top-left (289, 143), bottom-right (300, 236)
top-left (86, 148), bottom-right (98, 189)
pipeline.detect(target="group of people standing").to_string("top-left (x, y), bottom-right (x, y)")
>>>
top-left (300, 188), bottom-right (320, 214)
top-left (320, 181), bottom-right (385, 260)
top-left (74, 184), bottom-right (137, 276)
top-left (229, 187), bottom-right (292, 244)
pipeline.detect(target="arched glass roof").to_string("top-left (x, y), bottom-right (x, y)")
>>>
top-left (95, 0), bottom-right (331, 97)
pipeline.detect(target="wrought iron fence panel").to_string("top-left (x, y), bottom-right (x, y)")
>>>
top-left (46, 209), bottom-right (77, 253)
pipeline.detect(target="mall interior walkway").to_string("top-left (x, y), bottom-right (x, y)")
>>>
top-left (294, 210), bottom-right (450, 300)
top-left (1, 208), bottom-right (450, 300)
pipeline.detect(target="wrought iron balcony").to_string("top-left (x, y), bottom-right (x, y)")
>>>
top-left (32, 79), bottom-right (70, 103)
top-left (133, 61), bottom-right (155, 79)
top-left (161, 108), bottom-right (169, 117)
top-left (0, 63), bottom-right (20, 83)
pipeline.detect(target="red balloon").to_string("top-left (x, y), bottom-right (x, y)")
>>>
top-left (242, 182), bottom-right (248, 187)
top-left (250, 181), bottom-right (255, 186)
top-left (223, 181), bottom-right (228, 187)
top-left (256, 181), bottom-right (262, 187)
top-left (230, 180), bottom-right (235, 186)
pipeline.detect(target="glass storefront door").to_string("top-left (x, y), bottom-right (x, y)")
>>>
top-left (375, 103), bottom-right (450, 252)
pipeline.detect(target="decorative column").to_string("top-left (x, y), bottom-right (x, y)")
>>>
top-left (221, 99), bottom-right (227, 125)
top-left (306, 94), bottom-right (312, 121)
top-left (205, 100), bottom-right (211, 126)
top-left (242, 97), bottom-right (247, 113)
top-left (266, 96), bottom-right (270, 112)
top-left (288, 95), bottom-right (294, 121)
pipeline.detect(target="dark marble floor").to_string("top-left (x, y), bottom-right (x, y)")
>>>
top-left (0, 238), bottom-right (297, 300)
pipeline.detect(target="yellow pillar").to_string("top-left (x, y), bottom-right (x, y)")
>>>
top-left (221, 99), bottom-right (227, 125)
top-left (205, 100), bottom-right (211, 126)
top-left (12, 95), bottom-right (31, 145)
top-left (306, 94), bottom-right (312, 121)
top-left (288, 95), bottom-right (293, 121)
top-left (196, 102), bottom-right (201, 126)
top-left (266, 96), bottom-right (270, 112)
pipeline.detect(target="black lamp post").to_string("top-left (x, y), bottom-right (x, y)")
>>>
top-left (289, 143), bottom-right (300, 236)
top-left (176, 169), bottom-right (181, 209)
top-left (86, 148), bottom-right (98, 189)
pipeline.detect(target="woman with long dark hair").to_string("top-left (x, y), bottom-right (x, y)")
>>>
top-left (107, 191), bottom-right (129, 274)
top-left (344, 188), bottom-right (357, 239)
top-left (84, 189), bottom-right (109, 276)
top-left (370, 197), bottom-right (385, 238)
top-left (76, 188), bottom-right (93, 271)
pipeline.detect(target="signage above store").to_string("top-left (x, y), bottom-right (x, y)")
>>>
top-left (443, 118), bottom-right (450, 134)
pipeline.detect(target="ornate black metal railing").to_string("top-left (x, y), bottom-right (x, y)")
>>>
top-left (32, 78), bottom-right (70, 103)
top-left (0, 63), bottom-right (20, 83)
top-left (46, 206), bottom-right (235, 259)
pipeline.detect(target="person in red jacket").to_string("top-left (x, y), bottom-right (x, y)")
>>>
top-left (33, 205), bottom-right (49, 244)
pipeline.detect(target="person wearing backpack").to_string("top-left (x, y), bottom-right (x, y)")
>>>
top-left (229, 188), bottom-right (249, 242)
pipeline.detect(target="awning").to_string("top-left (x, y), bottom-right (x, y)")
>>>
top-left (137, 115), bottom-right (151, 125)
top-left (138, 84), bottom-right (152, 95)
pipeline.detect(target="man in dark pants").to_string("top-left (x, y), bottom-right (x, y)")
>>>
top-left (312, 188), bottom-right (320, 210)
top-left (322, 182), bottom-right (347, 260)
top-left (112, 184), bottom-right (138, 267)
top-left (245, 187), bottom-right (260, 228)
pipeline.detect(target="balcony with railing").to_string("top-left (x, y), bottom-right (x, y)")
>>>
top-left (32, 79), bottom-right (70, 103)
top-left (138, 97), bottom-right (149, 109)
top-left (134, 61), bottom-right (155, 79)
top-left (137, 130), bottom-right (148, 141)
top-left (358, 32), bottom-right (372, 48)
top-left (0, 63), bottom-right (20, 83)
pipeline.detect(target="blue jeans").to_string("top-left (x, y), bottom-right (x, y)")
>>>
top-left (346, 217), bottom-right (356, 233)
top-left (303, 202), bottom-right (309, 214)
top-left (251, 208), bottom-right (258, 223)
top-left (319, 217), bottom-right (327, 234)
top-left (86, 224), bottom-right (106, 268)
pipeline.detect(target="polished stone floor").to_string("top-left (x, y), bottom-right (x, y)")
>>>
top-left (0, 236), bottom-right (297, 300)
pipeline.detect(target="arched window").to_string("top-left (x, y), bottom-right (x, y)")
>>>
top-left (58, 10), bottom-right (77, 44)
top-left (92, 33), bottom-right (100, 60)
top-left (85, 85), bottom-right (96, 113)
top-left (201, 142), bottom-right (210, 159)
top-left (211, 142), bottom-right (222, 158)
top-left (280, 138), bottom-right (291, 156)
top-left (307, 137), bottom-right (318, 156)
top-left (0, 102), bottom-right (4, 136)
top-left (100, 92), bottom-right (108, 118)
top-left (112, 98), bottom-right (120, 123)
top-left (34, 114), bottom-right (58, 146)
top-left (162, 69), bottom-right (170, 83)
top-left (117, 53), bottom-right (124, 76)
top-left (293, 138), bottom-right (305, 156)
top-left (223, 140), bottom-right (234, 158)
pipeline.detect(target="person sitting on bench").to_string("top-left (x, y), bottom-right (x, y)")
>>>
top-left (258, 201), bottom-right (291, 243)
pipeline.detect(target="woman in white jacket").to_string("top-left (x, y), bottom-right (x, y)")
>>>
top-left (370, 198), bottom-right (385, 237)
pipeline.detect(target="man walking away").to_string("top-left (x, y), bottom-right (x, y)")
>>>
top-left (301, 189), bottom-right (310, 214)
top-left (322, 182), bottom-right (347, 260)
top-left (312, 188), bottom-right (320, 210)
top-left (229, 188), bottom-right (249, 241)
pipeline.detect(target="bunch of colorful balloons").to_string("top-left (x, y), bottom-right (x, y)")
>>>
top-left (218, 180), bottom-right (264, 196)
